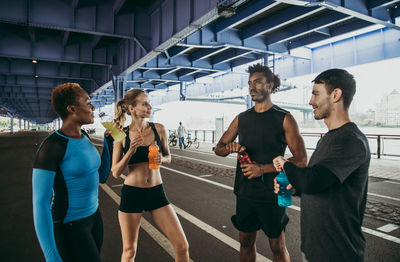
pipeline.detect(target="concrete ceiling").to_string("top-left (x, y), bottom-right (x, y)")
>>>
top-left (1, 0), bottom-right (399, 123)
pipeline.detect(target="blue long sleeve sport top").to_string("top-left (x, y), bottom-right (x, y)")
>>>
top-left (32, 130), bottom-right (112, 261)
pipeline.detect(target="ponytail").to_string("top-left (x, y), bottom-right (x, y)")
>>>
top-left (114, 89), bottom-right (146, 126)
top-left (115, 100), bottom-right (127, 126)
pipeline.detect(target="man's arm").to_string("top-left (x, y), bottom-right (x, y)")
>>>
top-left (283, 161), bottom-right (339, 194)
top-left (283, 113), bottom-right (307, 167)
top-left (214, 116), bottom-right (243, 157)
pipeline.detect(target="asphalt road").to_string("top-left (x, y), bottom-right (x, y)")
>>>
top-left (0, 132), bottom-right (399, 261)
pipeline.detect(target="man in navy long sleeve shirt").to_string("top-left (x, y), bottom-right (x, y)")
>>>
top-left (273, 69), bottom-right (370, 262)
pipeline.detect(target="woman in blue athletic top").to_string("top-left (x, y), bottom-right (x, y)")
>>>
top-left (111, 89), bottom-right (189, 262)
top-left (32, 83), bottom-right (113, 262)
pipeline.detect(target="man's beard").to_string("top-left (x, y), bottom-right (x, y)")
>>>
top-left (313, 100), bottom-right (331, 120)
top-left (250, 89), bottom-right (269, 102)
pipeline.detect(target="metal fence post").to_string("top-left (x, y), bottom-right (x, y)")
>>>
top-left (377, 136), bottom-right (381, 159)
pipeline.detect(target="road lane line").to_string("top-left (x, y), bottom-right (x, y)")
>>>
top-left (161, 166), bottom-right (233, 190)
top-left (377, 224), bottom-right (399, 233)
top-left (171, 148), bottom-right (237, 159)
top-left (362, 227), bottom-right (400, 244)
top-left (162, 166), bottom-right (400, 245)
top-left (171, 154), bottom-right (235, 168)
top-left (368, 192), bottom-right (400, 202)
top-left (172, 204), bottom-right (271, 262)
top-left (120, 174), bottom-right (270, 261)
top-left (199, 174), bottom-right (213, 178)
top-left (100, 183), bottom-right (194, 262)
top-left (172, 154), bottom-right (400, 204)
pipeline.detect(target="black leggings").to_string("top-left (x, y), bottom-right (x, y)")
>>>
top-left (54, 209), bottom-right (103, 262)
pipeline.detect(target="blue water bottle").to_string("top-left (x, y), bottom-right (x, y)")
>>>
top-left (276, 171), bottom-right (292, 207)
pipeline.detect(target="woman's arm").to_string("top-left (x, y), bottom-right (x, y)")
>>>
top-left (98, 135), bottom-right (113, 183)
top-left (111, 135), bottom-right (143, 178)
top-left (32, 134), bottom-right (66, 262)
top-left (32, 169), bottom-right (63, 262)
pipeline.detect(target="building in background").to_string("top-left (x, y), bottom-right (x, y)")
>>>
top-left (375, 90), bottom-right (400, 126)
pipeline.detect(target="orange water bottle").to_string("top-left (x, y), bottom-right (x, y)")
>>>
top-left (148, 143), bottom-right (159, 169)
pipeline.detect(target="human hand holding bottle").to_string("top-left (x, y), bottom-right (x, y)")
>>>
top-left (148, 143), bottom-right (160, 169)
top-left (99, 112), bottom-right (126, 142)
top-left (272, 156), bottom-right (293, 197)
top-left (273, 155), bottom-right (293, 206)
top-left (225, 142), bottom-right (245, 154)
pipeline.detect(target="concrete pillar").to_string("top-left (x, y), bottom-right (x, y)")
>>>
top-left (245, 94), bottom-right (254, 109)
top-left (19, 118), bottom-right (21, 131)
top-left (179, 82), bottom-right (186, 101)
top-left (112, 76), bottom-right (125, 104)
top-left (10, 114), bottom-right (14, 133)
top-left (24, 119), bottom-right (26, 130)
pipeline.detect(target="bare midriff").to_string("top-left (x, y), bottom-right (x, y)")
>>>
top-left (124, 162), bottom-right (163, 188)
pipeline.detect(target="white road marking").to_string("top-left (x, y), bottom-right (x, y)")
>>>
top-left (362, 227), bottom-right (400, 244)
top-left (162, 166), bottom-right (400, 245)
top-left (377, 224), bottom-right (399, 233)
top-left (172, 148), bottom-right (237, 159)
top-left (100, 183), bottom-right (194, 262)
top-left (368, 192), bottom-right (400, 202)
top-left (199, 174), bottom-right (213, 178)
top-left (161, 166), bottom-right (233, 190)
top-left (98, 141), bottom-right (400, 245)
top-left (172, 204), bottom-right (271, 262)
top-left (115, 175), bottom-right (269, 261)
top-left (174, 153), bottom-right (400, 203)
top-left (171, 154), bottom-right (235, 168)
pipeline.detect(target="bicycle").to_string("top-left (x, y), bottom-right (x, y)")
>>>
top-left (168, 131), bottom-right (177, 147)
top-left (185, 133), bottom-right (200, 149)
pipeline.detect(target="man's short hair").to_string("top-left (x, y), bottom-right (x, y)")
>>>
top-left (313, 68), bottom-right (356, 109)
top-left (51, 83), bottom-right (84, 120)
top-left (247, 63), bottom-right (281, 93)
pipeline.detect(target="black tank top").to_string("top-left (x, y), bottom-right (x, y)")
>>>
top-left (235, 105), bottom-right (288, 203)
top-left (122, 122), bottom-right (162, 165)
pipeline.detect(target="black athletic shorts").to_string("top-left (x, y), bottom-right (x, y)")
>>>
top-left (54, 208), bottom-right (103, 262)
top-left (231, 197), bottom-right (289, 238)
top-left (119, 184), bottom-right (170, 213)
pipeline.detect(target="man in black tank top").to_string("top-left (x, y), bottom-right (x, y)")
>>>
top-left (215, 63), bottom-right (307, 262)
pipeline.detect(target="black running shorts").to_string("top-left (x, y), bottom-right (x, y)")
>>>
top-left (231, 197), bottom-right (289, 238)
top-left (119, 184), bottom-right (170, 213)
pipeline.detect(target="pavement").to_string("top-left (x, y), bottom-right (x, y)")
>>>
top-left (1, 131), bottom-right (399, 262)
top-left (174, 141), bottom-right (400, 226)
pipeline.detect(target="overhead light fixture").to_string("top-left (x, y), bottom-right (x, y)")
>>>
top-left (218, 6), bottom-right (236, 18)
top-left (35, 75), bottom-right (38, 78)
top-left (32, 59), bottom-right (37, 64)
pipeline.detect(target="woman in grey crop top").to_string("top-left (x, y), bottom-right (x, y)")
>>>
top-left (110, 89), bottom-right (189, 262)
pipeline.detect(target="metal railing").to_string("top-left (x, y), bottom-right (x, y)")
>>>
top-left (291, 132), bottom-right (400, 159)
top-left (169, 130), bottom-right (400, 158)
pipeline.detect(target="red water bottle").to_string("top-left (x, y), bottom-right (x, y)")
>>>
top-left (238, 151), bottom-right (251, 165)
